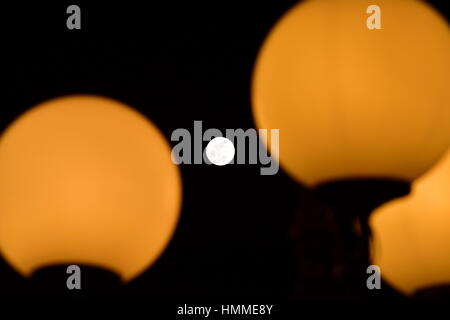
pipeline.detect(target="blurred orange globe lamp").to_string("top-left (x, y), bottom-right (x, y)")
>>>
top-left (372, 148), bottom-right (450, 296)
top-left (252, 0), bottom-right (450, 186)
top-left (0, 95), bottom-right (182, 282)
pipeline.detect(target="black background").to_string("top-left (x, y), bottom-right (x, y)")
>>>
top-left (0, 0), bottom-right (448, 301)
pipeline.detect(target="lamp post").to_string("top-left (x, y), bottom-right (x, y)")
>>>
top-left (316, 179), bottom-right (410, 286)
top-left (252, 0), bottom-right (450, 296)
top-left (0, 95), bottom-right (182, 296)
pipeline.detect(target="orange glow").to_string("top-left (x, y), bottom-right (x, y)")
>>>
top-left (0, 95), bottom-right (182, 281)
top-left (371, 148), bottom-right (450, 295)
top-left (252, 0), bottom-right (450, 185)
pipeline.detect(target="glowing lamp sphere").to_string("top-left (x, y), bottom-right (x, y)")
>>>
top-left (0, 95), bottom-right (182, 281)
top-left (252, 0), bottom-right (450, 185)
top-left (372, 148), bottom-right (450, 295)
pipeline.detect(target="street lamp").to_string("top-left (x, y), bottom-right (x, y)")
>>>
top-left (252, 0), bottom-right (450, 295)
top-left (0, 95), bottom-right (182, 295)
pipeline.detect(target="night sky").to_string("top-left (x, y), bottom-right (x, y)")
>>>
top-left (0, 0), bottom-right (448, 303)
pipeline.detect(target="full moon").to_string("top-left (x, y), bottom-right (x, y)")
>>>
top-left (205, 137), bottom-right (235, 166)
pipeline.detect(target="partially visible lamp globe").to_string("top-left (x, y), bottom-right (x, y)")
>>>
top-left (0, 95), bottom-right (182, 292)
top-left (251, 0), bottom-right (450, 295)
top-left (372, 148), bottom-right (450, 297)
